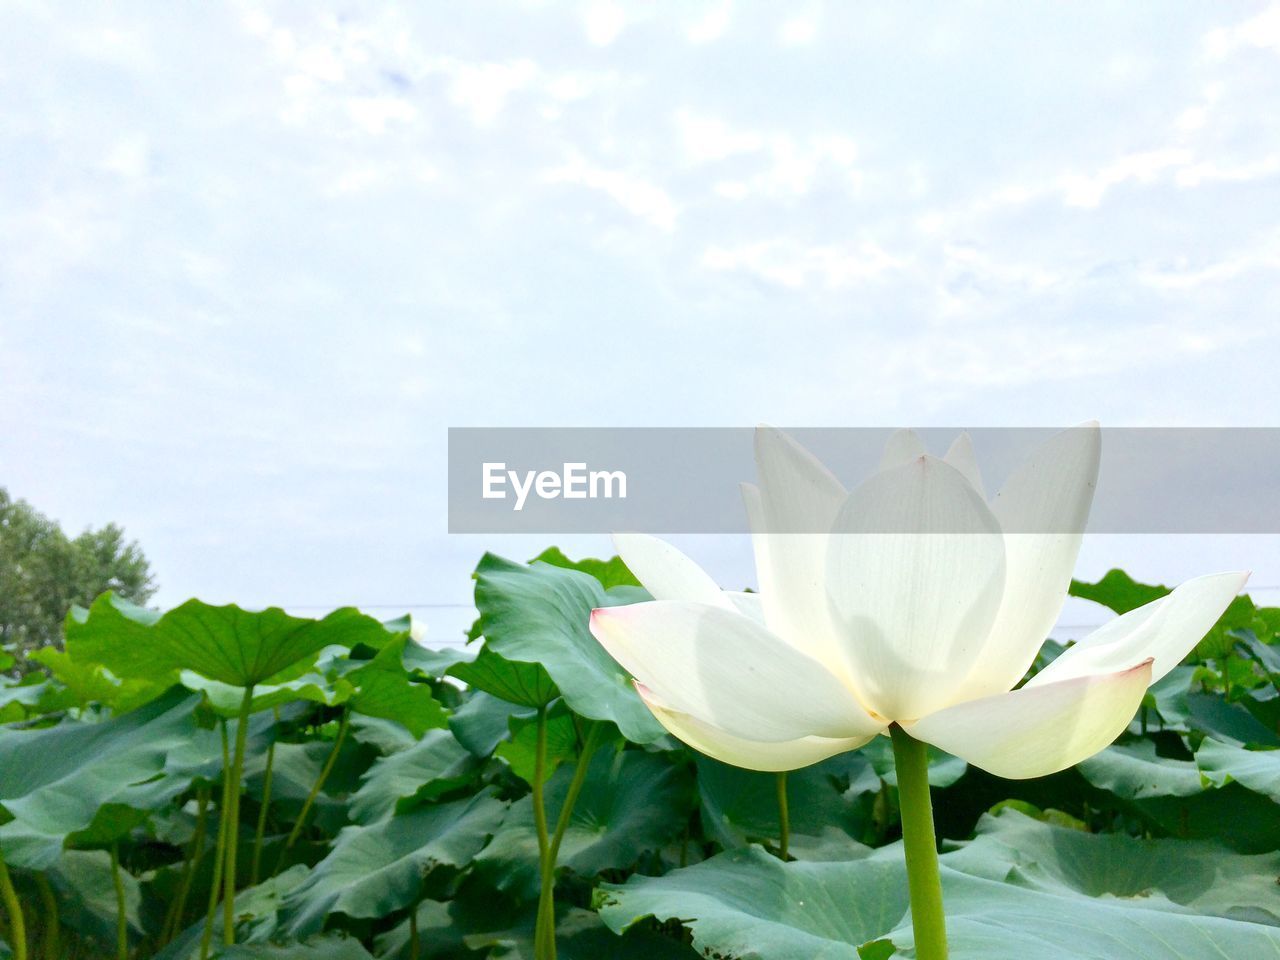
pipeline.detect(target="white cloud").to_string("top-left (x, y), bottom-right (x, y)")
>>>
top-left (439, 58), bottom-right (539, 125)
top-left (543, 157), bottom-right (681, 230)
top-left (778, 13), bottom-right (818, 47)
top-left (1206, 4), bottom-right (1280, 58)
top-left (1059, 148), bottom-right (1193, 208)
top-left (687, 2), bottom-right (733, 44)
top-left (583, 0), bottom-right (627, 46)
top-left (675, 109), bottom-right (764, 162)
top-left (702, 239), bottom-right (901, 288)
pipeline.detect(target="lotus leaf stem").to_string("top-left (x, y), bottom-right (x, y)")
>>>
top-left (200, 720), bottom-right (232, 960)
top-left (0, 848), bottom-right (27, 960)
top-left (276, 708), bottom-right (349, 873)
top-left (776, 771), bottom-right (790, 860)
top-left (223, 684), bottom-right (256, 945)
top-left (250, 706), bottom-right (280, 885)
top-left (110, 843), bottom-right (127, 960)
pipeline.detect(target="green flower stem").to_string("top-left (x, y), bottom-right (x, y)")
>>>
top-left (409, 904), bottom-right (420, 960)
top-left (250, 707), bottom-right (280, 886)
top-left (534, 719), bottom-right (609, 960)
top-left (200, 721), bottom-right (232, 960)
top-left (890, 724), bottom-right (948, 960)
top-left (776, 772), bottom-right (790, 861)
top-left (163, 784), bottom-right (210, 945)
top-left (110, 843), bottom-right (128, 960)
top-left (276, 708), bottom-right (349, 873)
top-left (223, 684), bottom-right (256, 946)
top-left (34, 874), bottom-right (58, 960)
top-left (0, 847), bottom-right (27, 960)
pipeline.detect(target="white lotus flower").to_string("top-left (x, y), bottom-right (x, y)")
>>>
top-left (589, 424), bottom-right (1248, 778)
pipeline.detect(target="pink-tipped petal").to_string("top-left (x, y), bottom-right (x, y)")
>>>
top-left (589, 600), bottom-right (880, 742)
top-left (907, 659), bottom-right (1152, 779)
top-left (636, 683), bottom-right (878, 772)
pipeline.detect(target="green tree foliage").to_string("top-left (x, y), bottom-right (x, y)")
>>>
top-left (0, 488), bottom-right (155, 657)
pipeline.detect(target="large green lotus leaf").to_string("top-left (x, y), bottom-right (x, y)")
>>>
top-left (213, 937), bottom-right (375, 960)
top-left (156, 865), bottom-right (313, 960)
top-left (496, 700), bottom-right (582, 784)
top-left (46, 849), bottom-right (142, 943)
top-left (281, 790), bottom-right (507, 936)
top-left (448, 644), bottom-right (559, 708)
top-left (1140, 666), bottom-right (1280, 746)
top-left (66, 593), bottom-right (390, 688)
top-left (1196, 737), bottom-right (1280, 802)
top-left (476, 748), bottom-right (690, 900)
top-left (179, 670), bottom-right (353, 717)
top-left (601, 809), bottom-right (1280, 959)
top-left (473, 554), bottom-right (662, 743)
top-left (341, 636), bottom-right (448, 738)
top-left (696, 754), bottom-right (877, 860)
top-left (400, 640), bottom-right (476, 678)
top-left (349, 714), bottom-right (420, 754)
top-left (377, 897), bottom-right (698, 960)
top-left (1077, 741), bottom-right (1205, 799)
top-left (0, 677), bottom-right (51, 724)
top-left (530, 546), bottom-right (642, 590)
top-left (349, 728), bottom-right (480, 824)
top-left (1070, 569), bottom-right (1169, 614)
top-left (449, 690), bottom-right (536, 757)
top-left (1134, 783), bottom-right (1280, 854)
top-left (945, 810), bottom-right (1280, 925)
top-left (28, 646), bottom-right (167, 712)
top-left (0, 688), bottom-right (203, 867)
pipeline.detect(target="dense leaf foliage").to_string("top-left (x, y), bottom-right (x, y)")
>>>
top-left (0, 558), bottom-right (1276, 958)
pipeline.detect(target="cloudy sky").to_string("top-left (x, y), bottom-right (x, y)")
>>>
top-left (3, 2), bottom-right (1280, 641)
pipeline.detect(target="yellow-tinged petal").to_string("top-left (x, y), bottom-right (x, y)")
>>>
top-left (612, 532), bottom-right (732, 609)
top-left (636, 683), bottom-right (877, 772)
top-left (1027, 570), bottom-right (1250, 688)
top-left (589, 601), bottom-right (880, 742)
top-left (826, 455), bottom-right (1006, 721)
top-left (906, 659), bottom-right (1152, 779)
top-left (951, 422), bottom-right (1101, 702)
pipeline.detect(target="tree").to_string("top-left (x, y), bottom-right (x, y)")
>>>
top-left (0, 488), bottom-right (156, 660)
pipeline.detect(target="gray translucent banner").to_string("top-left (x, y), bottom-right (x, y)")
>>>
top-left (447, 428), bottom-right (1280, 533)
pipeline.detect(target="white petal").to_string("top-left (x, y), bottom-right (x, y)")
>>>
top-left (943, 432), bottom-right (985, 497)
top-left (589, 601), bottom-right (879, 741)
top-left (745, 429), bottom-right (850, 672)
top-left (636, 683), bottom-right (876, 772)
top-left (726, 590), bottom-right (765, 623)
top-left (880, 428), bottom-right (927, 470)
top-left (826, 455), bottom-right (1006, 721)
top-left (1028, 571), bottom-right (1250, 688)
top-left (612, 533), bottom-right (731, 609)
top-left (907, 660), bottom-right (1152, 779)
top-left (950, 422), bottom-right (1101, 701)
